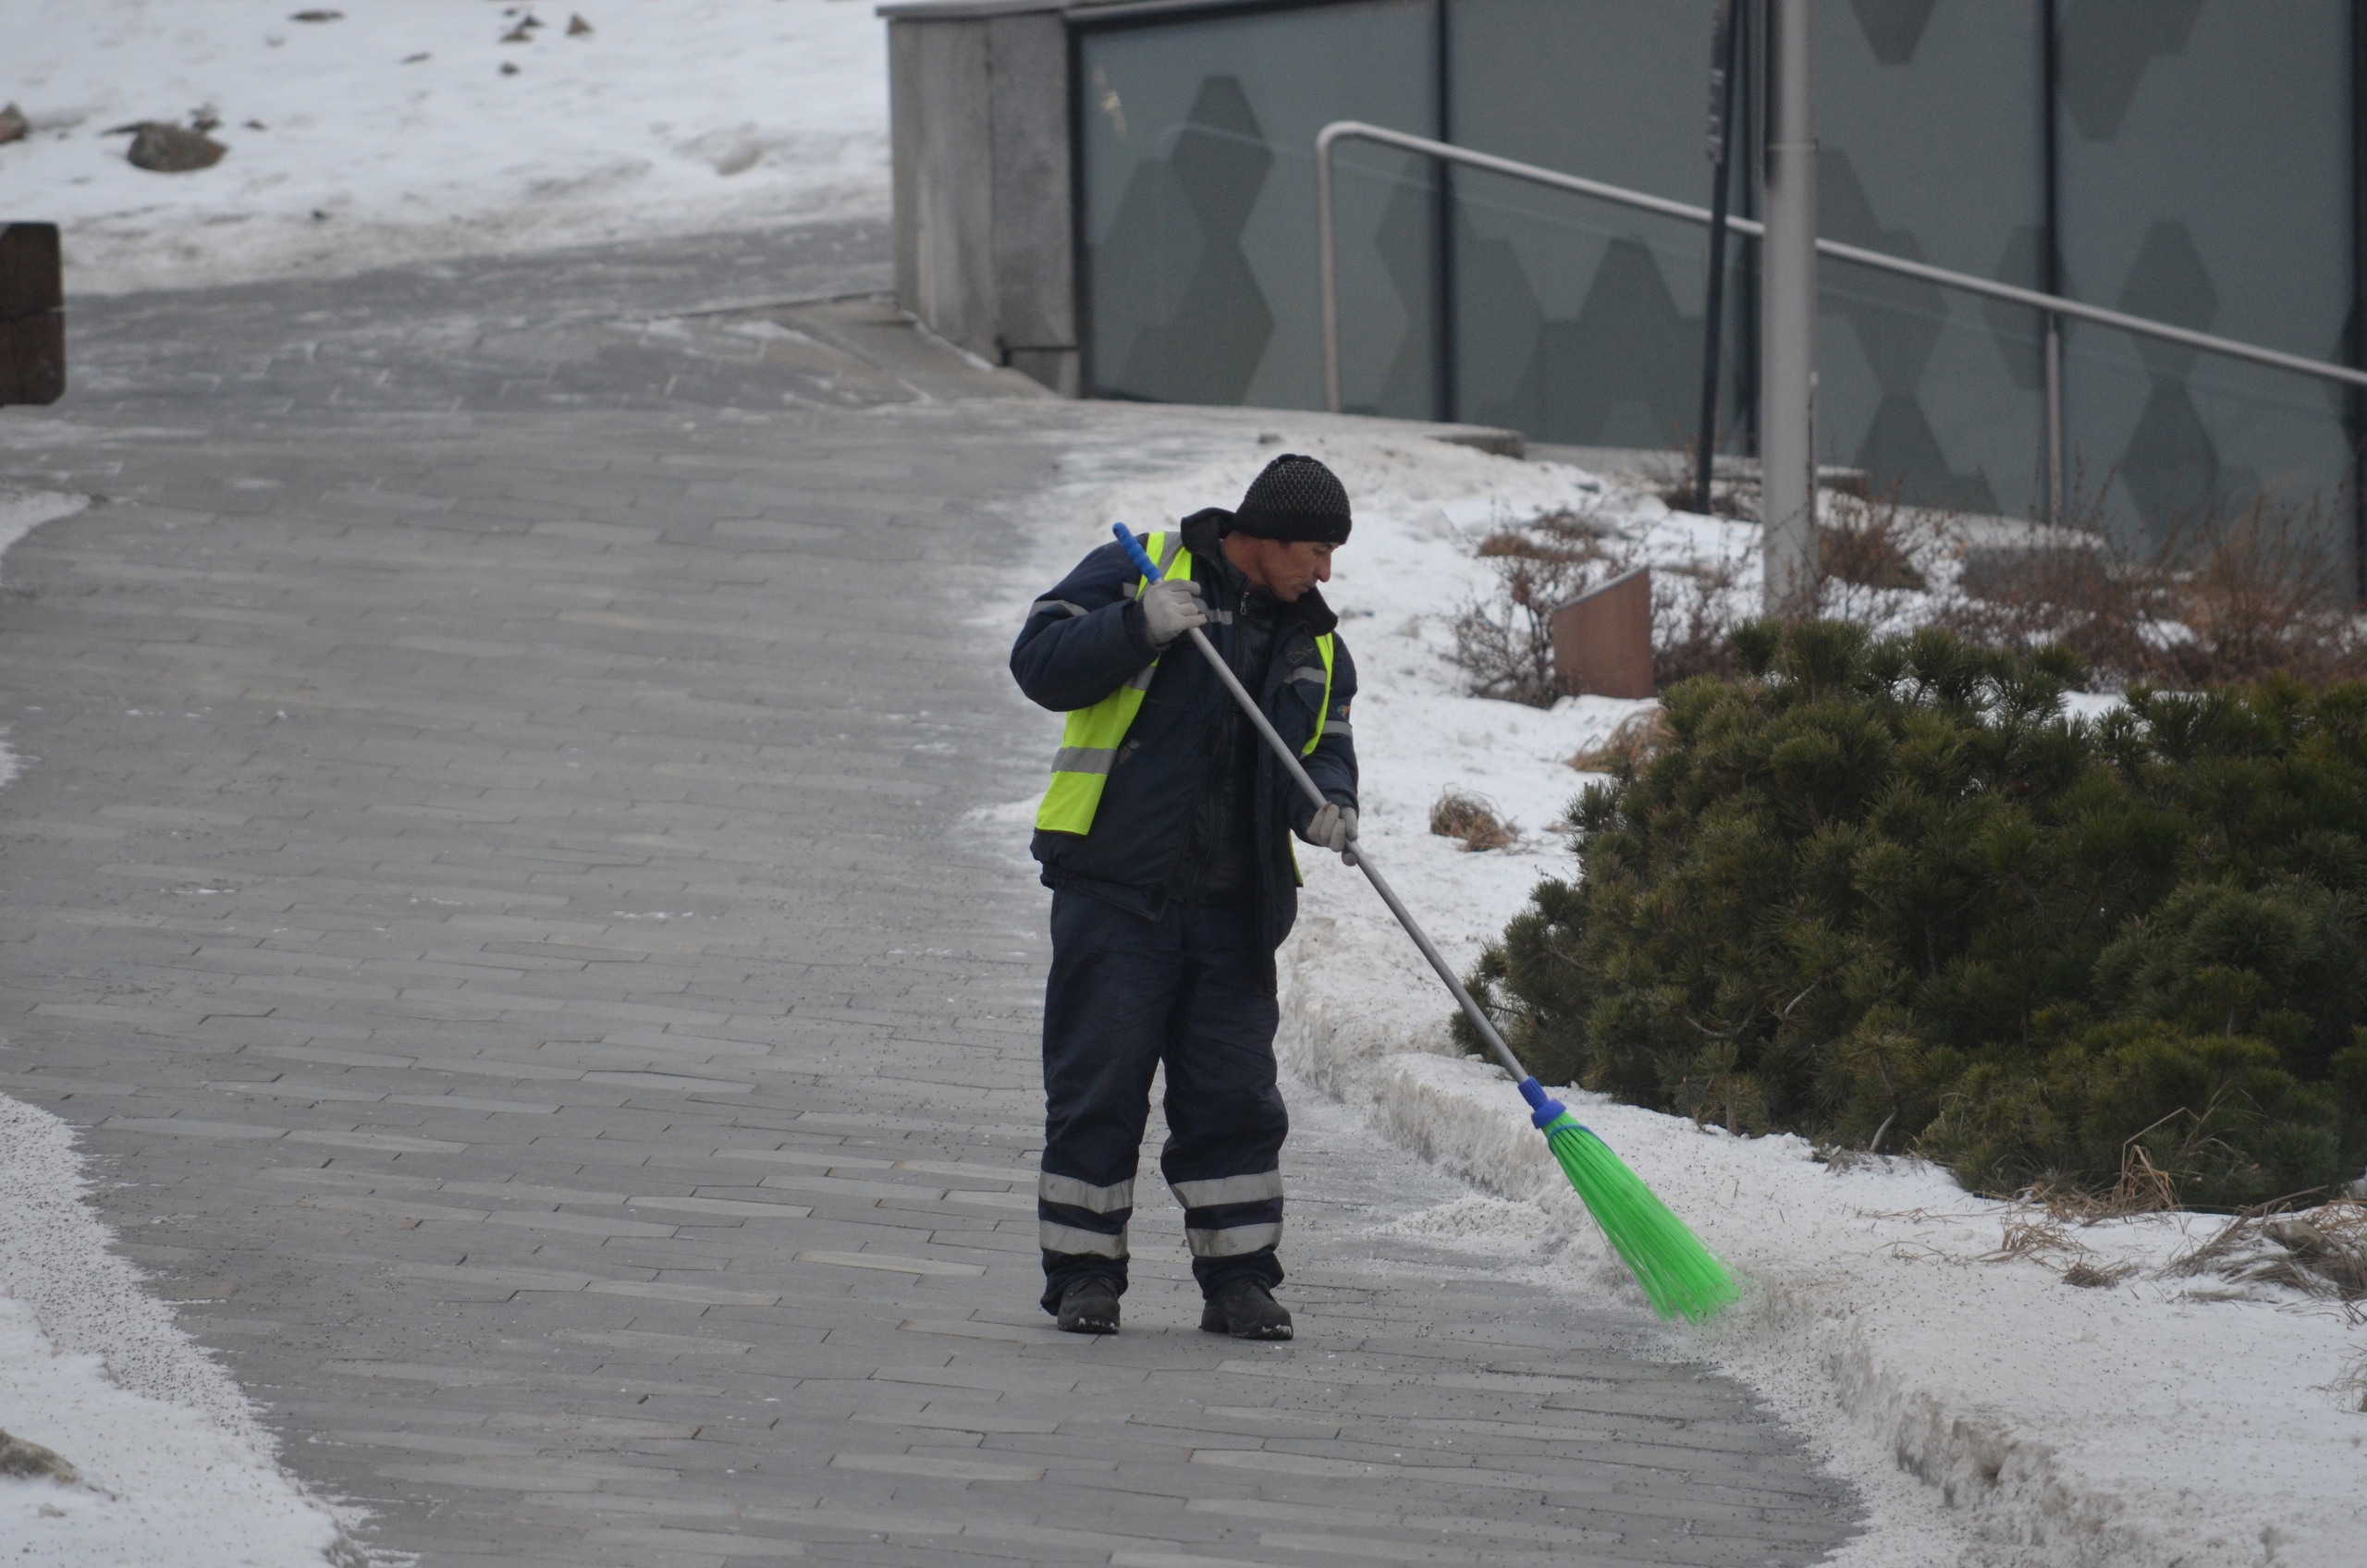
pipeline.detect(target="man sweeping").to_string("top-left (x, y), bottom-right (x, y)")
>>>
top-left (1010, 453), bottom-right (1361, 1340)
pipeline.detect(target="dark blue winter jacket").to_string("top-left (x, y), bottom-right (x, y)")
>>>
top-left (1011, 508), bottom-right (1360, 950)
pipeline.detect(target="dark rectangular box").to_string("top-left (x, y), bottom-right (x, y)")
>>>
top-left (0, 223), bottom-right (66, 407)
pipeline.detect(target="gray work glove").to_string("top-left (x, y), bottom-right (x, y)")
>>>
top-left (1299, 802), bottom-right (1359, 861)
top-left (1137, 577), bottom-right (1208, 649)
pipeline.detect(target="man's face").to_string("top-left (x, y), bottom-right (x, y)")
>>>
top-left (1226, 534), bottom-right (1336, 602)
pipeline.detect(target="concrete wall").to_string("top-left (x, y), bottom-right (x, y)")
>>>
top-left (887, 2), bottom-right (1078, 396)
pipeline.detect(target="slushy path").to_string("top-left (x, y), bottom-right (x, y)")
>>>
top-left (0, 236), bottom-right (1857, 1567)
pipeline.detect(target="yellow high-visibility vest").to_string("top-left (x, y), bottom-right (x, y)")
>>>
top-left (1035, 531), bottom-right (1335, 835)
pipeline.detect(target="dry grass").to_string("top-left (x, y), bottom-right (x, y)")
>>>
top-left (1940, 489), bottom-right (2367, 688)
top-left (2041, 1140), bottom-right (2183, 1225)
top-left (1637, 440), bottom-right (1762, 521)
top-left (1448, 510), bottom-right (1615, 708)
top-left (2163, 1196), bottom-right (2367, 1305)
top-left (1429, 789), bottom-right (1517, 852)
top-left (1983, 1208), bottom-right (2139, 1287)
top-left (1653, 472), bottom-right (1760, 521)
top-left (1651, 557), bottom-right (1748, 688)
top-left (1820, 485), bottom-right (1929, 594)
top-left (2326, 1350), bottom-right (2367, 1414)
top-left (1570, 708), bottom-right (1672, 775)
top-left (1986, 1212), bottom-right (2078, 1264)
top-left (2264, 1198), bottom-right (2367, 1301)
top-left (2163, 1209), bottom-right (2267, 1280)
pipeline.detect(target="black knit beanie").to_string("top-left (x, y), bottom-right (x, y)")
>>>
top-left (1231, 453), bottom-right (1352, 545)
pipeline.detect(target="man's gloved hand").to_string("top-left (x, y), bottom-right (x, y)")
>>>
top-left (1299, 802), bottom-right (1358, 861)
top-left (1137, 578), bottom-right (1208, 649)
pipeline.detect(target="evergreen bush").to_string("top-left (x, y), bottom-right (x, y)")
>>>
top-left (1463, 620), bottom-right (2367, 1206)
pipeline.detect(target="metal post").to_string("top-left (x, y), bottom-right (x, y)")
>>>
top-left (2044, 313), bottom-right (2065, 524)
top-left (1694, 1), bottom-right (1740, 515)
top-left (1318, 134), bottom-right (1343, 414)
top-left (1759, 0), bottom-right (1817, 619)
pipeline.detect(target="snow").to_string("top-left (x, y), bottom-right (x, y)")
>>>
top-left (0, 486), bottom-right (89, 575)
top-left (3, 0), bottom-right (889, 294)
top-left (997, 416), bottom-right (2367, 1567)
top-left (0, 503), bottom-right (350, 1563)
top-left (0, 1100), bottom-right (358, 1567)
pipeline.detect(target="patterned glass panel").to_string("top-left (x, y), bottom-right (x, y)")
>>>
top-left (1078, 1), bottom-right (1440, 413)
top-left (1814, 0), bottom-right (2047, 518)
top-left (2055, 0), bottom-right (2354, 547)
top-left (1445, 0), bottom-right (1744, 454)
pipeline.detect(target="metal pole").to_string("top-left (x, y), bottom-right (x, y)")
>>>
top-left (1318, 133), bottom-right (1343, 414)
top-left (1760, 0), bottom-right (1817, 619)
top-left (2044, 313), bottom-right (2066, 523)
top-left (1693, 1), bottom-right (1740, 515)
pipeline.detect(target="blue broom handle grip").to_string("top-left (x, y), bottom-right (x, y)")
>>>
top-left (1112, 521), bottom-right (1164, 582)
top-left (1107, 521), bottom-right (1535, 1087)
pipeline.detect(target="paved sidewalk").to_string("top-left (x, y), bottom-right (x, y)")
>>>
top-left (0, 255), bottom-right (1857, 1567)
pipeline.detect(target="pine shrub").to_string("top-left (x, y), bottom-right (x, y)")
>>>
top-left (1462, 620), bottom-right (2367, 1205)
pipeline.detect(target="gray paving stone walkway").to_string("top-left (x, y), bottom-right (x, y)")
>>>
top-left (0, 233), bottom-right (1858, 1566)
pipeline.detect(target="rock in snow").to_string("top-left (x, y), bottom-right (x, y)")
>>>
top-left (0, 1427), bottom-right (79, 1484)
top-left (118, 121), bottom-right (227, 173)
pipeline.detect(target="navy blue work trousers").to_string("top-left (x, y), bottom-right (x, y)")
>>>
top-left (1036, 888), bottom-right (1288, 1311)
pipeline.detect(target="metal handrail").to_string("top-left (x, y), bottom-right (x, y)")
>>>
top-left (1315, 121), bottom-right (2367, 515)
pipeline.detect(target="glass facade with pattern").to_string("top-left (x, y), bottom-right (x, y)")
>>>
top-left (1074, 0), bottom-right (2361, 557)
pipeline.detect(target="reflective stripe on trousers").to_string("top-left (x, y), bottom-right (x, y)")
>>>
top-left (1171, 1166), bottom-right (1283, 1260)
top-left (1038, 1170), bottom-right (1134, 1261)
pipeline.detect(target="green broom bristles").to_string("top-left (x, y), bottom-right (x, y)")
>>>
top-left (1542, 1111), bottom-right (1740, 1322)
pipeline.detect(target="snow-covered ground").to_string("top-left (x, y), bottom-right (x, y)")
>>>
top-left (0, 494), bottom-right (352, 1565)
top-left (4, 0), bottom-right (889, 294)
top-left (0, 1098), bottom-right (358, 1567)
top-left (994, 415), bottom-right (2367, 1568)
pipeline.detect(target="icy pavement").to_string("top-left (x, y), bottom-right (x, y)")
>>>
top-left (1018, 424), bottom-right (2367, 1567)
top-left (4, 0), bottom-right (889, 294)
top-left (0, 392), bottom-right (1855, 1565)
top-left (0, 489), bottom-right (356, 1563)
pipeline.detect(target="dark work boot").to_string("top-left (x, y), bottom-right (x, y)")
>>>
top-left (1198, 1280), bottom-right (1293, 1341)
top-left (1055, 1277), bottom-right (1121, 1335)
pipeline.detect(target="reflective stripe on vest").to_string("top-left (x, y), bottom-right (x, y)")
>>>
top-left (1035, 532), bottom-right (1336, 835)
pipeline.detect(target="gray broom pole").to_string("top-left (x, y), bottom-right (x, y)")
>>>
top-left (1111, 523), bottom-right (1530, 1084)
top-left (1116, 529), bottom-right (1742, 1325)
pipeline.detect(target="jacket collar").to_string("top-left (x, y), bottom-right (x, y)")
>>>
top-left (1178, 507), bottom-right (1339, 636)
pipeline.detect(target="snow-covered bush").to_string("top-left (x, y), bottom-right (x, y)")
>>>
top-left (1461, 619), bottom-right (2367, 1205)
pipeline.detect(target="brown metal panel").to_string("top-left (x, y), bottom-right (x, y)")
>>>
top-left (1549, 566), bottom-right (1654, 699)
top-left (0, 223), bottom-right (66, 407)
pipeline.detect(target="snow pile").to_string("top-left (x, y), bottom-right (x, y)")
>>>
top-left (1003, 415), bottom-right (2367, 1567)
top-left (2, 0), bottom-right (889, 294)
top-left (0, 1096), bottom-right (358, 1567)
top-left (0, 487), bottom-right (90, 574)
top-left (0, 500), bottom-right (350, 1564)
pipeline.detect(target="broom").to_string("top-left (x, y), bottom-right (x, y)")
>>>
top-left (1113, 523), bottom-right (1739, 1323)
